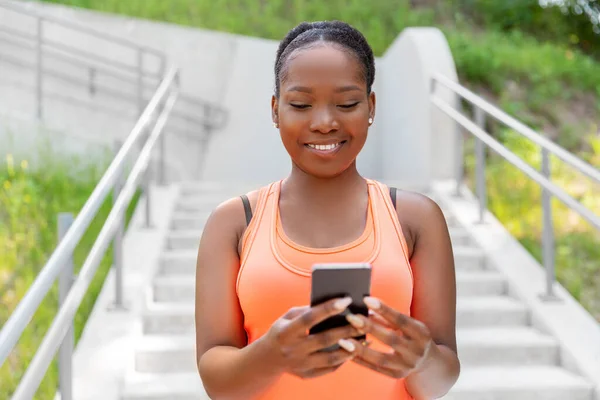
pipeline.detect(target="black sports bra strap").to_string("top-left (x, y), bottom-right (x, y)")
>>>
top-left (240, 195), bottom-right (253, 226)
top-left (389, 187), bottom-right (397, 209)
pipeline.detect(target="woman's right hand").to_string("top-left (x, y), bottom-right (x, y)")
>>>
top-left (260, 297), bottom-right (362, 379)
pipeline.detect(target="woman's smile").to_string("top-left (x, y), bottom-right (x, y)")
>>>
top-left (304, 140), bottom-right (347, 156)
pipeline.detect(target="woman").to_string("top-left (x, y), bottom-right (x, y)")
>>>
top-left (195, 20), bottom-right (460, 400)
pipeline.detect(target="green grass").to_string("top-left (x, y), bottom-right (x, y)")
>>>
top-left (0, 149), bottom-right (141, 399)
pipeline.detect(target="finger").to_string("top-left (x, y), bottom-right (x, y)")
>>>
top-left (364, 297), bottom-right (424, 340)
top-left (348, 338), bottom-right (413, 376)
top-left (306, 348), bottom-right (354, 370)
top-left (303, 325), bottom-right (363, 354)
top-left (288, 297), bottom-right (353, 334)
top-left (348, 313), bottom-right (408, 350)
top-left (351, 355), bottom-right (409, 379)
top-left (282, 306), bottom-right (311, 320)
top-left (368, 311), bottom-right (394, 329)
top-left (347, 313), bottom-right (421, 365)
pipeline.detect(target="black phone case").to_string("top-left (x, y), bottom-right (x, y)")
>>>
top-left (309, 263), bottom-right (372, 351)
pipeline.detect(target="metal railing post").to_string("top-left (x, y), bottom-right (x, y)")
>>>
top-left (57, 213), bottom-right (74, 400)
top-left (474, 106), bottom-right (487, 223)
top-left (137, 49), bottom-right (144, 115)
top-left (158, 128), bottom-right (166, 186)
top-left (89, 68), bottom-right (96, 95)
top-left (540, 148), bottom-right (559, 301)
top-left (112, 140), bottom-right (125, 309)
top-left (36, 17), bottom-right (44, 120)
top-left (144, 160), bottom-right (153, 228)
top-left (453, 95), bottom-right (464, 197)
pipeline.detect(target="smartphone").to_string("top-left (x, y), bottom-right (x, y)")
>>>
top-left (309, 263), bottom-right (372, 351)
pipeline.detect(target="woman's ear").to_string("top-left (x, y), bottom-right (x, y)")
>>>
top-left (368, 91), bottom-right (376, 122)
top-left (271, 95), bottom-right (279, 127)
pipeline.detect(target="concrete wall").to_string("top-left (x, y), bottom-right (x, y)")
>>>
top-left (377, 28), bottom-right (459, 188)
top-left (0, 0), bottom-right (459, 188)
top-left (0, 0), bottom-right (240, 181)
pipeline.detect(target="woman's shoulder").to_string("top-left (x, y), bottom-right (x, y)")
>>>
top-left (371, 181), bottom-right (448, 255)
top-left (202, 182), bottom-right (277, 252)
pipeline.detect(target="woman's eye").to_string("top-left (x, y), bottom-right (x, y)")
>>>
top-left (339, 102), bottom-right (360, 109)
top-left (290, 104), bottom-right (310, 109)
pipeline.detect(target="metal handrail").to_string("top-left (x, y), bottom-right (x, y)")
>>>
top-left (0, 0), bottom-right (164, 58)
top-left (430, 73), bottom-right (600, 300)
top-left (0, 25), bottom-right (162, 78)
top-left (0, 66), bottom-right (180, 399)
top-left (0, 12), bottom-right (228, 131)
top-left (0, 48), bottom-right (225, 136)
top-left (432, 73), bottom-right (600, 185)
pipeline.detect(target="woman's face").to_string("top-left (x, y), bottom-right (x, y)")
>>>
top-left (272, 44), bottom-right (375, 179)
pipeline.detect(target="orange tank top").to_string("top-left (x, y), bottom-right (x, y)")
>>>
top-left (237, 179), bottom-right (415, 400)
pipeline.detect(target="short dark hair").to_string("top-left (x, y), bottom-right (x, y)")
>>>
top-left (274, 21), bottom-right (375, 98)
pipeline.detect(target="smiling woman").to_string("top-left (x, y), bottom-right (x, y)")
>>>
top-left (194, 20), bottom-right (460, 400)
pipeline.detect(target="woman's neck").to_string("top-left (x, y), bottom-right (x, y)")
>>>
top-left (282, 162), bottom-right (367, 206)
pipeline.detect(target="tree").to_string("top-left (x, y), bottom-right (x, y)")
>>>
top-left (540, 0), bottom-right (600, 33)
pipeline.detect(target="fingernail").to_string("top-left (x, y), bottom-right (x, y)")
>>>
top-left (364, 296), bottom-right (381, 310)
top-left (338, 339), bottom-right (355, 352)
top-left (346, 313), bottom-right (365, 328)
top-left (334, 297), bottom-right (353, 311)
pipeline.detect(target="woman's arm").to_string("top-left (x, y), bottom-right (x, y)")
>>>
top-left (400, 193), bottom-right (460, 399)
top-left (195, 196), bottom-right (282, 399)
top-left (333, 191), bottom-right (461, 399)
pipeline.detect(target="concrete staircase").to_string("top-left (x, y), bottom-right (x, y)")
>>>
top-left (121, 182), bottom-right (594, 400)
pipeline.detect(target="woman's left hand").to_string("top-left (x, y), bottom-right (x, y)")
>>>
top-left (340, 296), bottom-right (434, 379)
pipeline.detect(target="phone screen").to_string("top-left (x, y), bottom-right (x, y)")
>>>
top-left (309, 263), bottom-right (372, 350)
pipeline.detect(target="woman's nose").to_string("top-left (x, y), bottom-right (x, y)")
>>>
top-left (309, 107), bottom-right (339, 133)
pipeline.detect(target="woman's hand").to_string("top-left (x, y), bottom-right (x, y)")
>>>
top-left (342, 296), bottom-right (434, 379)
top-left (260, 297), bottom-right (362, 379)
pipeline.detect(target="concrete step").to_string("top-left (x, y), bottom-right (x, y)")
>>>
top-left (164, 229), bottom-right (484, 261)
top-left (153, 270), bottom-right (505, 303)
top-left (121, 371), bottom-right (209, 400)
top-left (449, 227), bottom-right (473, 247)
top-left (157, 246), bottom-right (487, 276)
top-left (166, 232), bottom-right (201, 251)
top-left (173, 194), bottom-right (461, 226)
top-left (442, 366), bottom-right (593, 400)
top-left (456, 327), bottom-right (559, 366)
top-left (133, 326), bottom-right (559, 376)
top-left (178, 181), bottom-right (258, 197)
top-left (167, 212), bottom-right (474, 247)
top-left (453, 247), bottom-right (487, 271)
top-left (174, 196), bottom-right (233, 213)
top-left (134, 335), bottom-right (197, 374)
top-left (456, 271), bottom-right (506, 297)
top-left (153, 276), bottom-right (195, 303)
top-left (456, 296), bottom-right (529, 328)
top-left (170, 212), bottom-right (211, 230)
top-left (158, 251), bottom-right (197, 276)
top-left (142, 303), bottom-right (194, 335)
top-left (143, 295), bottom-right (528, 335)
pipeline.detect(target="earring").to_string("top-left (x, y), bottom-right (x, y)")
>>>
top-left (274, 122), bottom-right (279, 128)
top-left (368, 117), bottom-right (373, 125)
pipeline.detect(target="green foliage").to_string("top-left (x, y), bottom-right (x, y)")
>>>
top-left (0, 150), bottom-right (140, 399)
top-left (39, 0), bottom-right (439, 55)
top-left (456, 0), bottom-right (600, 59)
top-left (464, 130), bottom-right (600, 321)
top-left (447, 28), bottom-right (600, 98)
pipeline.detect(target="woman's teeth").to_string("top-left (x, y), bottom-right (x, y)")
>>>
top-left (307, 143), bottom-right (340, 151)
